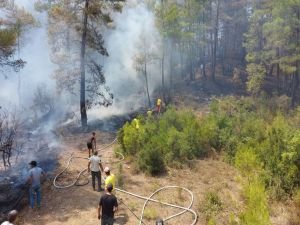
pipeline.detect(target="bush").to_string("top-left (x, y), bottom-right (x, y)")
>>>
top-left (137, 144), bottom-right (166, 175)
top-left (240, 178), bottom-right (271, 225)
top-left (118, 107), bottom-right (205, 175)
top-left (115, 163), bottom-right (124, 188)
top-left (210, 96), bottom-right (300, 197)
top-left (118, 96), bottom-right (300, 196)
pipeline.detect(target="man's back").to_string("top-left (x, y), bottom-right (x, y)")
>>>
top-left (90, 155), bottom-right (101, 172)
top-left (29, 167), bottom-right (43, 187)
top-left (99, 194), bottom-right (118, 219)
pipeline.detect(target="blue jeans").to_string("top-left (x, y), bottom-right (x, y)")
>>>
top-left (29, 185), bottom-right (41, 208)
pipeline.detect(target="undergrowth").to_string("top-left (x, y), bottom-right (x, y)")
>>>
top-left (117, 95), bottom-right (300, 224)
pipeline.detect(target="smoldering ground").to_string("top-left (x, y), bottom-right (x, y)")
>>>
top-left (0, 0), bottom-right (163, 217)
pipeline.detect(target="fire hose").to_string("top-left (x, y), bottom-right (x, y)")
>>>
top-left (53, 137), bottom-right (119, 188)
top-left (53, 137), bottom-right (198, 225)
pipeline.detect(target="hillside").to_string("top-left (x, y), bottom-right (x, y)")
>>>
top-left (16, 79), bottom-right (300, 225)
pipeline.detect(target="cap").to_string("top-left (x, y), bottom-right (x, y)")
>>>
top-left (104, 167), bottom-right (110, 172)
top-left (8, 210), bottom-right (18, 222)
top-left (29, 161), bottom-right (37, 167)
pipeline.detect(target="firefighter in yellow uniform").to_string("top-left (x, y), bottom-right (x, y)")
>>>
top-left (104, 167), bottom-right (116, 193)
top-left (147, 109), bottom-right (152, 117)
top-left (133, 118), bottom-right (139, 129)
top-left (156, 98), bottom-right (162, 113)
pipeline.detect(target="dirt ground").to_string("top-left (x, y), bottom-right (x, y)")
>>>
top-left (15, 130), bottom-right (244, 225)
top-left (14, 127), bottom-right (299, 225)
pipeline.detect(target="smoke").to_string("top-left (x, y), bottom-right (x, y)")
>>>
top-left (1, 0), bottom-right (162, 119)
top-left (0, 0), bottom-right (162, 169)
top-left (88, 1), bottom-right (162, 119)
top-left (0, 0), bottom-right (63, 175)
top-left (0, 0), bottom-right (56, 107)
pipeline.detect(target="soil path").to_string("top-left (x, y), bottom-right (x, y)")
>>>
top-left (17, 130), bottom-right (244, 225)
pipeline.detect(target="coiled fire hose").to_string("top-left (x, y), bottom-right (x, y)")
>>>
top-left (53, 137), bottom-right (198, 225)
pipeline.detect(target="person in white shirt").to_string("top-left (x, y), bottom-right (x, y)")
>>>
top-left (88, 151), bottom-right (104, 191)
top-left (1, 210), bottom-right (18, 225)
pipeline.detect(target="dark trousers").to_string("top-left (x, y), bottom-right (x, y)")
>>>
top-left (101, 217), bottom-right (114, 225)
top-left (91, 171), bottom-right (101, 190)
top-left (87, 142), bottom-right (94, 157)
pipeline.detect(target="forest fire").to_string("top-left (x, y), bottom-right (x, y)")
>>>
top-left (0, 108), bottom-right (138, 221)
top-left (0, 117), bottom-right (60, 219)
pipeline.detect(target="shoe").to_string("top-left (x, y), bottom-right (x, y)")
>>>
top-left (98, 187), bottom-right (104, 192)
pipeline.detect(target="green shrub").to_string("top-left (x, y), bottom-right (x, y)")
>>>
top-left (118, 107), bottom-right (204, 174)
top-left (235, 146), bottom-right (262, 179)
top-left (115, 163), bottom-right (124, 188)
top-left (210, 96), bottom-right (300, 197)
top-left (240, 178), bottom-right (271, 225)
top-left (117, 96), bottom-right (300, 198)
top-left (137, 144), bottom-right (165, 175)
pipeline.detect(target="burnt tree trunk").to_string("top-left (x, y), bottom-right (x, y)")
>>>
top-left (144, 62), bottom-right (151, 108)
top-left (80, 0), bottom-right (89, 127)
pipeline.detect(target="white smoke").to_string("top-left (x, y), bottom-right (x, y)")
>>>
top-left (88, 1), bottom-right (162, 119)
top-left (0, 0), bottom-right (56, 108)
top-left (0, 0), bottom-right (162, 120)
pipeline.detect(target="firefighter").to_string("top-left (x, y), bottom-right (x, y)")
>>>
top-left (133, 118), bottom-right (139, 129)
top-left (156, 98), bottom-right (162, 113)
top-left (147, 109), bottom-right (153, 117)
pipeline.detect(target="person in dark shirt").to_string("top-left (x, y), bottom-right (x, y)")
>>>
top-left (98, 183), bottom-right (118, 225)
top-left (87, 132), bottom-right (96, 157)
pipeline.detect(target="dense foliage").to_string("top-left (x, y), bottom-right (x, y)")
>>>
top-left (118, 108), bottom-right (209, 174)
top-left (119, 97), bottom-right (300, 197)
top-left (210, 96), bottom-right (300, 198)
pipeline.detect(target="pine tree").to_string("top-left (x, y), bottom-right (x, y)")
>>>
top-left (44, 0), bottom-right (124, 127)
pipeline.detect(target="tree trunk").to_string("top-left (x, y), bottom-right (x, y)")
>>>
top-left (211, 0), bottom-right (220, 81)
top-left (169, 40), bottom-right (174, 100)
top-left (161, 0), bottom-right (167, 105)
top-left (180, 44), bottom-right (184, 79)
top-left (202, 10), bottom-right (207, 80)
top-left (80, 0), bottom-right (89, 127)
top-left (291, 73), bottom-right (298, 107)
top-left (294, 8), bottom-right (300, 106)
top-left (161, 47), bottom-right (166, 104)
top-left (276, 63), bottom-right (280, 94)
top-left (144, 62), bottom-right (151, 108)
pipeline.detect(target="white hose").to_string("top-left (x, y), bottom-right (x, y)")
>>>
top-left (116, 186), bottom-right (198, 225)
top-left (97, 137), bottom-right (118, 152)
top-left (53, 137), bottom-right (198, 224)
top-left (53, 154), bottom-right (89, 188)
top-left (53, 138), bottom-right (118, 188)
